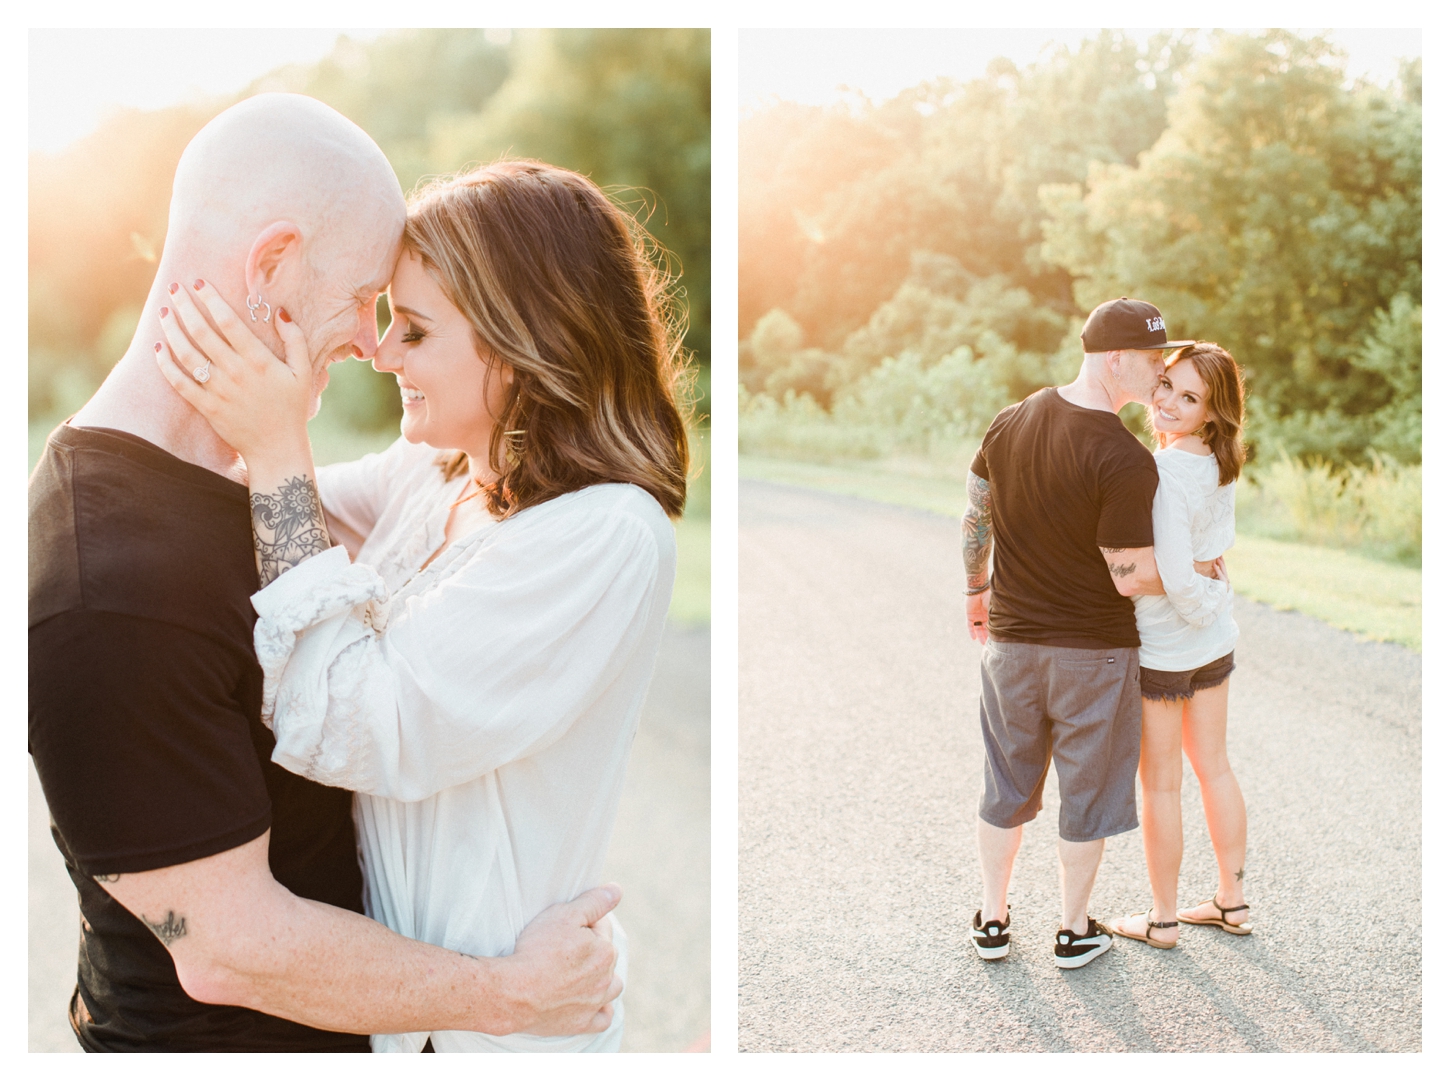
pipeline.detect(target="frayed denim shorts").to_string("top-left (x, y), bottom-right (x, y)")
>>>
top-left (1139, 651), bottom-right (1235, 703)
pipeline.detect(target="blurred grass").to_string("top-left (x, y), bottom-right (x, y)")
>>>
top-left (1236, 454), bottom-right (1420, 566)
top-left (1226, 534), bottom-right (1419, 650)
top-left (741, 454), bottom-right (1420, 651)
top-left (671, 428), bottom-right (710, 626)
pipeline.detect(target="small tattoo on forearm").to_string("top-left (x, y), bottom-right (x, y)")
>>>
top-left (1102, 547), bottom-right (1125, 553)
top-left (93, 873), bottom-right (121, 883)
top-left (251, 475), bottom-right (331, 587)
top-left (1107, 561), bottom-right (1137, 578)
top-left (142, 910), bottom-right (188, 947)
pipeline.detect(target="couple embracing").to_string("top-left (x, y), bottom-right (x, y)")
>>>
top-left (962, 297), bottom-right (1251, 969)
top-left (29, 94), bottom-right (686, 1051)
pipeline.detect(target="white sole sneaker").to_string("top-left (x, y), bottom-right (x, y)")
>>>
top-left (971, 910), bottom-right (1011, 960)
top-left (1053, 920), bottom-right (1114, 969)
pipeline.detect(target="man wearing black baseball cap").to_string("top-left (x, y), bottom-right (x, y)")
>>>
top-left (960, 297), bottom-right (1186, 970)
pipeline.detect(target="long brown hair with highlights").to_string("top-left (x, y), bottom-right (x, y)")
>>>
top-left (1158, 342), bottom-right (1246, 486)
top-left (404, 160), bottom-right (690, 518)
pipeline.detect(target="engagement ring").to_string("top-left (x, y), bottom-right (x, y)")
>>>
top-left (193, 364), bottom-right (211, 384)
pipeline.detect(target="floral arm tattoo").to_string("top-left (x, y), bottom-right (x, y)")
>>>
top-left (251, 475), bottom-right (332, 588)
top-left (961, 473), bottom-right (993, 591)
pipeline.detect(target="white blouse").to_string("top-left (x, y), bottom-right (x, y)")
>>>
top-left (1133, 446), bottom-right (1239, 672)
top-left (249, 438), bottom-right (676, 1053)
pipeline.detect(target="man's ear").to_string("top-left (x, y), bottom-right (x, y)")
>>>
top-left (245, 221), bottom-right (303, 296)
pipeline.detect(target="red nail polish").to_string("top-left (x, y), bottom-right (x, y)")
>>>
top-left (160, 307), bottom-right (169, 318)
top-left (194, 279), bottom-right (205, 290)
top-left (168, 282), bottom-right (179, 294)
top-left (278, 308), bottom-right (292, 323)
top-left (154, 342), bottom-right (162, 352)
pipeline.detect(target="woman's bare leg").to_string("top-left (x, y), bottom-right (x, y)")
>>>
top-left (1179, 680), bottom-right (1248, 923)
top-left (1114, 696), bottom-right (1183, 943)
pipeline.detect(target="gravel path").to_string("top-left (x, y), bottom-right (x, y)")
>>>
top-left (29, 625), bottom-right (709, 1053)
top-left (739, 479), bottom-right (1420, 1053)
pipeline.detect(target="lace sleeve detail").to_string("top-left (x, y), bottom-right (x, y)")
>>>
top-left (251, 545), bottom-right (390, 789)
top-left (250, 487), bottom-right (672, 802)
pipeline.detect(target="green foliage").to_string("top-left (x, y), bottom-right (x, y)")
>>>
top-left (424, 29), bottom-right (710, 366)
top-left (1040, 30), bottom-right (1420, 463)
top-left (263, 30), bottom-right (513, 190)
top-left (737, 31), bottom-right (1212, 457)
top-left (671, 426), bottom-right (710, 625)
top-left (1348, 294), bottom-right (1420, 462)
top-left (1236, 453), bottom-right (1420, 565)
top-left (739, 385), bottom-right (886, 462)
top-left (738, 31), bottom-right (1197, 344)
top-left (742, 251), bottom-right (1073, 416)
top-left (29, 103), bottom-right (219, 415)
top-left (741, 29), bottom-right (1419, 570)
top-left (739, 308), bottom-right (837, 404)
top-left (29, 29), bottom-right (710, 436)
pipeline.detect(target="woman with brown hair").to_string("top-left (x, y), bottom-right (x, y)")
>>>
top-left (1109, 342), bottom-right (1253, 950)
top-left (155, 161), bottom-right (690, 1050)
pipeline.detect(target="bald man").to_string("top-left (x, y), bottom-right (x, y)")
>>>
top-left (29, 95), bottom-right (621, 1052)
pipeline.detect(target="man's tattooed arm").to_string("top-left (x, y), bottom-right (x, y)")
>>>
top-left (961, 473), bottom-right (993, 591)
top-left (92, 869), bottom-right (190, 948)
top-left (251, 474), bottom-right (332, 588)
top-left (1100, 547), bottom-right (1138, 578)
top-left (141, 910), bottom-right (189, 947)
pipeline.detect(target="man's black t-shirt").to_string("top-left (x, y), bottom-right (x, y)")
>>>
top-left (969, 389), bottom-right (1158, 649)
top-left (28, 425), bottom-right (369, 1052)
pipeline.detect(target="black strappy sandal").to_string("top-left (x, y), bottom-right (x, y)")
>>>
top-left (1109, 910), bottom-right (1178, 949)
top-left (1178, 896), bottom-right (1253, 935)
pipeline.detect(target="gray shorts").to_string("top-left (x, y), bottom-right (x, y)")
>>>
top-left (977, 639), bottom-right (1142, 842)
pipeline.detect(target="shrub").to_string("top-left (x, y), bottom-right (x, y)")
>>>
top-left (1236, 453), bottom-right (1421, 565)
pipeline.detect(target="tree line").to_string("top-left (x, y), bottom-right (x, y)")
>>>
top-left (739, 30), bottom-right (1420, 466)
top-left (30, 28), bottom-right (711, 432)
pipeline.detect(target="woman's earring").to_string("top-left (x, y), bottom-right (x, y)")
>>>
top-left (246, 293), bottom-right (272, 323)
top-left (503, 429), bottom-right (526, 464)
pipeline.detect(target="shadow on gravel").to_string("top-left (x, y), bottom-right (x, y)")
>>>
top-left (974, 933), bottom-right (1384, 1053)
top-left (978, 962), bottom-right (1075, 1051)
top-left (1203, 936), bottom-right (1378, 1052)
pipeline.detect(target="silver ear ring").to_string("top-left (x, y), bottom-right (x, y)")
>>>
top-left (246, 293), bottom-right (272, 323)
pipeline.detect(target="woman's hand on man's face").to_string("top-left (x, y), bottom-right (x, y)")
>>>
top-left (153, 280), bottom-right (315, 468)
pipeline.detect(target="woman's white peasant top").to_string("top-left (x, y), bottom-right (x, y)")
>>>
top-left (249, 437), bottom-right (676, 1053)
top-left (1132, 447), bottom-right (1239, 672)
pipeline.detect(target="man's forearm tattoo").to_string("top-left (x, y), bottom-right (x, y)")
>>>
top-left (251, 475), bottom-right (331, 587)
top-left (142, 910), bottom-right (188, 947)
top-left (961, 474), bottom-right (994, 588)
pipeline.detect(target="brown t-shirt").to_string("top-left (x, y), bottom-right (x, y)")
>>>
top-left (28, 425), bottom-right (369, 1052)
top-left (969, 389), bottom-right (1158, 649)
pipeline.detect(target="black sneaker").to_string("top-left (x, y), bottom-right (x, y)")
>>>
top-left (1053, 919), bottom-right (1113, 969)
top-left (971, 909), bottom-right (1011, 960)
